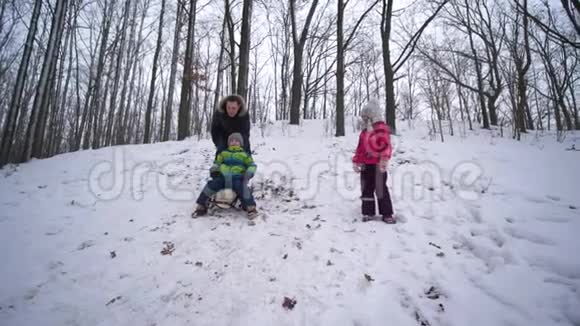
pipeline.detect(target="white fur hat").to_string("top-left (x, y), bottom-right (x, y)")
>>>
top-left (361, 99), bottom-right (384, 124)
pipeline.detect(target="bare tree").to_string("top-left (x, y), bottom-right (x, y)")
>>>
top-left (515, 0), bottom-right (579, 48)
top-left (163, 1), bottom-right (184, 141)
top-left (380, 0), bottom-right (449, 133)
top-left (224, 0), bottom-right (237, 94)
top-left (178, 0), bottom-right (198, 140)
top-left (530, 3), bottom-right (576, 133)
top-left (22, 0), bottom-right (69, 161)
top-left (213, 16), bottom-right (227, 122)
top-left (144, 0), bottom-right (166, 144)
top-left (117, 0), bottom-right (150, 145)
top-left (104, 0), bottom-right (131, 147)
top-left (336, 0), bottom-right (378, 136)
top-left (265, 2), bottom-right (293, 120)
top-left (303, 5), bottom-right (335, 120)
top-left (47, 0), bottom-right (76, 156)
top-left (237, 0), bottom-right (253, 100)
top-left (289, 0), bottom-right (320, 125)
top-left (506, 0), bottom-right (532, 138)
top-left (0, 0), bottom-right (42, 165)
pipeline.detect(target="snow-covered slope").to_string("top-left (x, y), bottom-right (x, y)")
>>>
top-left (1, 120), bottom-right (579, 326)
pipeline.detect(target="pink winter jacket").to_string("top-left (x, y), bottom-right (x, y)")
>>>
top-left (352, 121), bottom-right (392, 165)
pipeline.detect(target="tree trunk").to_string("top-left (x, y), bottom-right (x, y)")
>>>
top-left (323, 57), bottom-right (328, 119)
top-left (237, 0), bottom-right (253, 100)
top-left (105, 0), bottom-right (131, 147)
top-left (116, 0), bottom-right (146, 145)
top-left (336, 0), bottom-right (378, 135)
top-left (380, 0), bottom-right (397, 132)
top-left (48, 9), bottom-right (73, 157)
top-left (94, 53), bottom-right (114, 149)
top-left (289, 0), bottom-right (319, 125)
top-left (459, 85), bottom-right (473, 131)
top-left (83, 0), bottom-right (116, 150)
top-left (0, 0), bottom-right (42, 165)
top-left (35, 6), bottom-right (66, 158)
top-left (213, 17), bottom-right (227, 124)
top-left (553, 99), bottom-right (563, 131)
top-left (560, 99), bottom-right (573, 130)
top-left (464, 0), bottom-right (489, 129)
top-left (163, 1), bottom-right (183, 141)
top-left (336, 0), bottom-right (345, 136)
top-left (22, 0), bottom-right (69, 162)
top-left (192, 42), bottom-right (201, 135)
top-left (224, 0), bottom-right (236, 94)
top-left (54, 21), bottom-right (75, 156)
top-left (382, 36), bottom-right (396, 132)
top-left (289, 44), bottom-right (303, 125)
top-left (445, 90), bottom-right (454, 136)
top-left (144, 0), bottom-right (166, 144)
top-left (177, 0), bottom-right (197, 140)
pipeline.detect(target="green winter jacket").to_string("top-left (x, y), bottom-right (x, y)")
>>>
top-left (212, 145), bottom-right (257, 177)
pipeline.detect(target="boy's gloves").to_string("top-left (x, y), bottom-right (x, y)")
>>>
top-left (245, 171), bottom-right (255, 179)
top-left (353, 163), bottom-right (362, 173)
top-left (379, 159), bottom-right (389, 172)
top-left (210, 166), bottom-right (220, 178)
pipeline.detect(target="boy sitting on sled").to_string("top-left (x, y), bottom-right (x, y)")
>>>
top-left (193, 133), bottom-right (258, 218)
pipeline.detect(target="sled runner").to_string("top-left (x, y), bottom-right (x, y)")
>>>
top-left (209, 189), bottom-right (239, 209)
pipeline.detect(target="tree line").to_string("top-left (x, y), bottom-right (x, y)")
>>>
top-left (0, 0), bottom-right (577, 167)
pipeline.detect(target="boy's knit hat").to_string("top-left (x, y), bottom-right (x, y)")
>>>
top-left (228, 133), bottom-right (244, 146)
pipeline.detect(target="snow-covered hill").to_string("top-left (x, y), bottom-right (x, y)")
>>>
top-left (1, 120), bottom-right (579, 326)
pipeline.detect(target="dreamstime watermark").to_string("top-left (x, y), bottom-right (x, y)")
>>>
top-left (87, 147), bottom-right (486, 203)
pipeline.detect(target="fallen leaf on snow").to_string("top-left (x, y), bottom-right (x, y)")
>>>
top-left (161, 241), bottom-right (175, 256)
top-left (428, 242), bottom-right (442, 250)
top-left (282, 297), bottom-right (297, 310)
top-left (106, 296), bottom-right (122, 306)
top-left (77, 240), bottom-right (95, 251)
top-left (425, 286), bottom-right (440, 299)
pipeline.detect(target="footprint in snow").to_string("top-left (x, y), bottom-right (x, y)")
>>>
top-left (534, 216), bottom-right (570, 224)
top-left (467, 206), bottom-right (483, 224)
top-left (504, 227), bottom-right (557, 246)
top-left (469, 228), bottom-right (506, 248)
top-left (524, 195), bottom-right (549, 204)
top-left (77, 240), bottom-right (95, 251)
top-left (394, 212), bottom-right (408, 224)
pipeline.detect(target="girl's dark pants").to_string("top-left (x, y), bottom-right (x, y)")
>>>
top-left (360, 164), bottom-right (394, 216)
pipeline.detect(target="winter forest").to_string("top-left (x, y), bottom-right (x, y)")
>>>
top-left (0, 0), bottom-right (578, 166)
top-left (1, 1), bottom-right (580, 325)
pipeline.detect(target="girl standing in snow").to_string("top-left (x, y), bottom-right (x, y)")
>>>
top-left (352, 99), bottom-right (395, 224)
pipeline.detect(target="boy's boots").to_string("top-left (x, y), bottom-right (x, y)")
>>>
top-left (246, 206), bottom-right (258, 219)
top-left (192, 204), bottom-right (208, 218)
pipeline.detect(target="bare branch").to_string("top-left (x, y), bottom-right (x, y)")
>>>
top-left (393, 0), bottom-right (450, 74)
top-left (343, 0), bottom-right (379, 51)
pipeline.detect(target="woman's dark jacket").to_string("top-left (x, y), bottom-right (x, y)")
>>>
top-left (210, 94), bottom-right (251, 154)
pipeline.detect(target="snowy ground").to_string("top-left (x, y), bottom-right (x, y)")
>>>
top-left (1, 120), bottom-right (579, 326)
